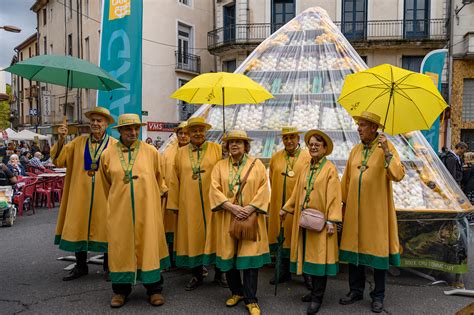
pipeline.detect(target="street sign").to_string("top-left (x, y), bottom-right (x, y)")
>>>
top-left (29, 108), bottom-right (38, 116)
top-left (142, 110), bottom-right (149, 116)
top-left (147, 121), bottom-right (179, 132)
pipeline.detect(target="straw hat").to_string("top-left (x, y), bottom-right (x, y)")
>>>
top-left (112, 113), bottom-right (146, 129)
top-left (280, 126), bottom-right (303, 136)
top-left (353, 111), bottom-right (384, 128)
top-left (304, 129), bottom-right (333, 156)
top-left (222, 130), bottom-right (253, 142)
top-left (174, 121), bottom-right (188, 132)
top-left (84, 106), bottom-right (115, 124)
top-left (185, 117), bottom-right (212, 131)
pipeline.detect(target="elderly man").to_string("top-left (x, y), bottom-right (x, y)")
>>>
top-left (99, 113), bottom-right (169, 308)
top-left (268, 126), bottom-right (310, 286)
top-left (167, 117), bottom-right (225, 290)
top-left (444, 142), bottom-right (468, 186)
top-left (51, 107), bottom-right (117, 281)
top-left (339, 111), bottom-right (405, 313)
top-left (161, 121), bottom-right (189, 266)
top-left (29, 151), bottom-right (46, 171)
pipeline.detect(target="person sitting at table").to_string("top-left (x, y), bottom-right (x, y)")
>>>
top-left (0, 162), bottom-right (17, 186)
top-left (29, 152), bottom-right (46, 171)
top-left (20, 151), bottom-right (31, 169)
top-left (8, 154), bottom-right (26, 177)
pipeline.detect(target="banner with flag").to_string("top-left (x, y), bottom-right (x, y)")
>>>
top-left (97, 0), bottom-right (143, 136)
top-left (420, 49), bottom-right (448, 152)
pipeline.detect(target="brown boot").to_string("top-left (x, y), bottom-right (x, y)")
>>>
top-left (110, 294), bottom-right (126, 308)
top-left (149, 293), bottom-right (165, 306)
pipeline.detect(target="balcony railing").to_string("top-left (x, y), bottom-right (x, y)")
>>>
top-left (175, 51), bottom-right (201, 74)
top-left (208, 19), bottom-right (447, 51)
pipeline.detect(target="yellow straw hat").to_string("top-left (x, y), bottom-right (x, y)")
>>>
top-left (112, 113), bottom-right (146, 129)
top-left (304, 129), bottom-right (334, 156)
top-left (174, 121), bottom-right (188, 132)
top-left (84, 106), bottom-right (115, 124)
top-left (280, 126), bottom-right (303, 136)
top-left (222, 130), bottom-right (253, 142)
top-left (353, 111), bottom-right (384, 128)
top-left (185, 117), bottom-right (212, 131)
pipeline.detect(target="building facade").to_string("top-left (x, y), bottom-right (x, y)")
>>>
top-left (449, 0), bottom-right (474, 148)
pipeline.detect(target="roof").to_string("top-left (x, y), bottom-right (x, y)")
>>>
top-left (30, 0), bottom-right (48, 12)
top-left (14, 33), bottom-right (37, 52)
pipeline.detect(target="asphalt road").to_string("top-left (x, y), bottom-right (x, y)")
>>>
top-left (1, 208), bottom-right (473, 314)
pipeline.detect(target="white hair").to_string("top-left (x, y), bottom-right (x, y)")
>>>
top-left (9, 154), bottom-right (19, 161)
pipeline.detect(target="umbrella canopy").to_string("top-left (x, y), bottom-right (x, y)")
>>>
top-left (337, 64), bottom-right (448, 135)
top-left (170, 72), bottom-right (273, 132)
top-left (4, 54), bottom-right (124, 91)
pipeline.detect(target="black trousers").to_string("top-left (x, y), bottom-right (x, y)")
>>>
top-left (311, 275), bottom-right (327, 303)
top-left (348, 264), bottom-right (386, 301)
top-left (112, 276), bottom-right (164, 296)
top-left (191, 265), bottom-right (222, 280)
top-left (226, 268), bottom-right (258, 305)
top-left (75, 251), bottom-right (108, 271)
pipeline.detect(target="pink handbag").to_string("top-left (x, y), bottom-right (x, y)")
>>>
top-left (299, 208), bottom-right (326, 232)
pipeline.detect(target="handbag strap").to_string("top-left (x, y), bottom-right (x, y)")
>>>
top-left (233, 158), bottom-right (257, 205)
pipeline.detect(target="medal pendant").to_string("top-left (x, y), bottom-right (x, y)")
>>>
top-left (91, 163), bottom-right (97, 169)
top-left (192, 173), bottom-right (199, 180)
top-left (123, 176), bottom-right (130, 184)
top-left (227, 190), bottom-right (234, 198)
top-left (359, 165), bottom-right (367, 172)
top-left (287, 170), bottom-right (295, 177)
top-left (87, 170), bottom-right (95, 177)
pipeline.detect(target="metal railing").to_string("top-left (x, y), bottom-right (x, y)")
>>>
top-left (207, 19), bottom-right (447, 50)
top-left (175, 51), bottom-right (201, 74)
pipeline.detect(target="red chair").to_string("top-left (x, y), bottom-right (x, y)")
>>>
top-left (26, 172), bottom-right (38, 177)
top-left (14, 178), bottom-right (38, 216)
top-left (51, 177), bottom-right (64, 203)
top-left (36, 178), bottom-right (56, 208)
top-left (43, 169), bottom-right (56, 174)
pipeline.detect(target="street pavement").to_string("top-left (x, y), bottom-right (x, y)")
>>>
top-left (0, 208), bottom-right (473, 314)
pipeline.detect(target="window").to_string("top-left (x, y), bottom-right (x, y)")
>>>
top-left (85, 37), bottom-right (90, 61)
top-left (29, 47), bottom-right (32, 58)
top-left (223, 59), bottom-right (237, 73)
top-left (68, 34), bottom-right (73, 56)
top-left (404, 0), bottom-right (429, 39)
top-left (49, 43), bottom-right (53, 54)
top-left (223, 4), bottom-right (236, 42)
top-left (20, 52), bottom-right (23, 61)
top-left (462, 79), bottom-right (474, 122)
top-left (178, 79), bottom-right (196, 121)
top-left (42, 8), bottom-right (47, 25)
top-left (402, 56), bottom-right (424, 72)
top-left (43, 36), bottom-right (47, 54)
top-left (342, 0), bottom-right (367, 40)
top-left (177, 23), bottom-right (192, 65)
top-left (69, 0), bottom-right (73, 19)
top-left (85, 0), bottom-right (89, 18)
top-left (272, 0), bottom-right (295, 31)
top-left (179, 0), bottom-right (191, 6)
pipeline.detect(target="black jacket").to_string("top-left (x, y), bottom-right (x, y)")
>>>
top-left (444, 151), bottom-right (463, 184)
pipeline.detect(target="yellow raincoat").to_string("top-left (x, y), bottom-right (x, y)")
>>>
top-left (99, 141), bottom-right (169, 284)
top-left (282, 158), bottom-right (342, 276)
top-left (52, 135), bottom-right (117, 253)
top-left (204, 156), bottom-right (271, 271)
top-left (268, 148), bottom-right (311, 255)
top-left (340, 138), bottom-right (405, 270)
top-left (167, 141), bottom-right (222, 268)
top-left (161, 140), bottom-right (179, 243)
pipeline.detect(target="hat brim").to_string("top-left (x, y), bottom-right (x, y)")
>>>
top-left (185, 122), bottom-right (212, 131)
top-left (353, 115), bottom-right (384, 128)
top-left (84, 110), bottom-right (115, 124)
top-left (281, 131), bottom-right (303, 136)
top-left (304, 130), bottom-right (333, 156)
top-left (112, 122), bottom-right (147, 129)
top-left (222, 135), bottom-right (253, 142)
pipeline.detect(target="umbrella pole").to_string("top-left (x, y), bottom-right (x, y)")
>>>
top-left (382, 83), bottom-right (394, 133)
top-left (222, 87), bottom-right (225, 134)
top-left (63, 70), bottom-right (70, 125)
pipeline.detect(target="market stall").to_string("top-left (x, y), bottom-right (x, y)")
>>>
top-left (162, 7), bottom-right (473, 274)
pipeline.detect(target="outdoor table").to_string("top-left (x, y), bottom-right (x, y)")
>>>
top-left (52, 168), bottom-right (66, 173)
top-left (38, 173), bottom-right (66, 178)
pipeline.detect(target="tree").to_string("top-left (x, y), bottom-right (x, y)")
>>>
top-left (0, 84), bottom-right (11, 130)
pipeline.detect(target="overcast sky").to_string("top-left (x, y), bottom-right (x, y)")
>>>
top-left (0, 0), bottom-right (36, 83)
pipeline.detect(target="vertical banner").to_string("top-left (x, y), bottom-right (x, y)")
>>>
top-left (420, 49), bottom-right (448, 153)
top-left (97, 0), bottom-right (142, 137)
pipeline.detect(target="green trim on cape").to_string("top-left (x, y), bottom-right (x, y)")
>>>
top-left (176, 254), bottom-right (205, 268)
top-left (203, 253), bottom-right (271, 272)
top-left (290, 261), bottom-right (339, 276)
top-left (54, 235), bottom-right (108, 253)
top-left (339, 250), bottom-right (400, 270)
top-left (110, 257), bottom-right (170, 284)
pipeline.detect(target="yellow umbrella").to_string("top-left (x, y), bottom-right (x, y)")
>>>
top-left (170, 72), bottom-right (273, 132)
top-left (337, 64), bottom-right (448, 135)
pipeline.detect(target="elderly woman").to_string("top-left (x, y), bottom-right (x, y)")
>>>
top-left (8, 154), bottom-right (26, 177)
top-left (281, 130), bottom-right (342, 314)
top-left (204, 130), bottom-right (270, 315)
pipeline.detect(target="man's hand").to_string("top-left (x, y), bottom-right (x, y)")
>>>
top-left (223, 201), bottom-right (242, 217)
top-left (378, 133), bottom-right (389, 154)
top-left (58, 124), bottom-right (68, 140)
top-left (326, 222), bottom-right (335, 235)
top-left (279, 209), bottom-right (287, 221)
top-left (236, 205), bottom-right (255, 220)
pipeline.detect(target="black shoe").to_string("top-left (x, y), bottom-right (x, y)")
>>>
top-left (303, 274), bottom-right (313, 291)
top-left (371, 300), bottom-right (384, 313)
top-left (301, 292), bottom-right (312, 302)
top-left (104, 270), bottom-right (111, 282)
top-left (339, 292), bottom-right (363, 305)
top-left (185, 276), bottom-right (203, 291)
top-left (63, 266), bottom-right (88, 281)
top-left (307, 301), bottom-right (321, 314)
top-left (269, 272), bottom-right (292, 285)
top-left (213, 273), bottom-right (229, 288)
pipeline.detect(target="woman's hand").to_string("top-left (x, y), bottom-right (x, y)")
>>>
top-left (236, 205), bottom-right (255, 220)
top-left (326, 222), bottom-right (335, 235)
top-left (223, 201), bottom-right (242, 217)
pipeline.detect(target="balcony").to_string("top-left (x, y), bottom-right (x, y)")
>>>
top-left (175, 51), bottom-right (201, 74)
top-left (464, 32), bottom-right (474, 57)
top-left (207, 19), bottom-right (447, 53)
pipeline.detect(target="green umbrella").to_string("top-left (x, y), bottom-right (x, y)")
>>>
top-left (4, 54), bottom-right (124, 121)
